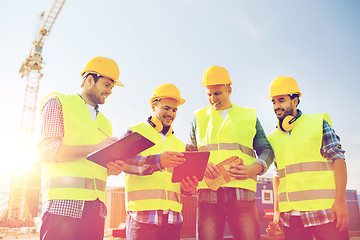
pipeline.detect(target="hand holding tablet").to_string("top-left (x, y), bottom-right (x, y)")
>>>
top-left (159, 151), bottom-right (186, 168)
top-left (171, 151), bottom-right (210, 183)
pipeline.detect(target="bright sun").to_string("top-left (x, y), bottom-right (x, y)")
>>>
top-left (0, 134), bottom-right (38, 173)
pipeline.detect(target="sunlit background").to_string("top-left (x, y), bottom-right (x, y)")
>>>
top-left (0, 0), bottom-right (359, 194)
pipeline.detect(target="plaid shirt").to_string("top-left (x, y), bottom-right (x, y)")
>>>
top-left (189, 112), bottom-right (275, 202)
top-left (275, 110), bottom-right (345, 227)
top-left (123, 128), bottom-right (183, 225)
top-left (38, 96), bottom-right (107, 219)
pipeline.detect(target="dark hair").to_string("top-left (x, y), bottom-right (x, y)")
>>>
top-left (152, 98), bottom-right (162, 105)
top-left (81, 73), bottom-right (101, 87)
top-left (85, 73), bottom-right (101, 83)
top-left (290, 94), bottom-right (300, 106)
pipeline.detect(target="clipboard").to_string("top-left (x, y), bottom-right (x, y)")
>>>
top-left (171, 151), bottom-right (210, 183)
top-left (86, 132), bottom-right (155, 168)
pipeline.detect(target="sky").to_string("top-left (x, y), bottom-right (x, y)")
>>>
top-left (0, 0), bottom-right (359, 191)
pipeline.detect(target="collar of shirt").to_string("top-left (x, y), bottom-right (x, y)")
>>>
top-left (77, 94), bottom-right (99, 121)
top-left (218, 107), bottom-right (231, 120)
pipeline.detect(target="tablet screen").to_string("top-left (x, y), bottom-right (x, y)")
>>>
top-left (171, 151), bottom-right (210, 183)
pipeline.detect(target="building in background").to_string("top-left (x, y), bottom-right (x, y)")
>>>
top-left (1, 175), bottom-right (359, 238)
top-left (104, 178), bottom-right (360, 239)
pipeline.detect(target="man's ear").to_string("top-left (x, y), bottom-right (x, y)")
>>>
top-left (227, 86), bottom-right (232, 95)
top-left (85, 75), bottom-right (95, 86)
top-left (292, 97), bottom-right (299, 107)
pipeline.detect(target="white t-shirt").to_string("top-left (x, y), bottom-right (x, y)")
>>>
top-left (219, 107), bottom-right (231, 120)
top-left (86, 104), bottom-right (98, 122)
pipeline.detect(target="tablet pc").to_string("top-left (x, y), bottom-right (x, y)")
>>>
top-left (171, 151), bottom-right (210, 183)
top-left (86, 132), bottom-right (155, 168)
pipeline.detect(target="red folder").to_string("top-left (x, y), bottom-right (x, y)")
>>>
top-left (86, 132), bottom-right (155, 168)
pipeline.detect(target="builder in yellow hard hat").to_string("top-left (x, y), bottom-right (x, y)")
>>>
top-left (38, 56), bottom-right (125, 240)
top-left (188, 65), bottom-right (274, 240)
top-left (267, 76), bottom-right (349, 239)
top-left (123, 83), bottom-right (198, 239)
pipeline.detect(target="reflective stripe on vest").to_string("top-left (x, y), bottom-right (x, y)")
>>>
top-left (49, 176), bottom-right (106, 192)
top-left (268, 113), bottom-right (336, 212)
top-left (127, 189), bottom-right (181, 202)
top-left (125, 122), bottom-right (185, 213)
top-left (41, 93), bottom-right (111, 203)
top-left (278, 161), bottom-right (333, 179)
top-left (195, 105), bottom-right (257, 191)
top-left (199, 143), bottom-right (255, 158)
top-left (278, 189), bottom-right (336, 203)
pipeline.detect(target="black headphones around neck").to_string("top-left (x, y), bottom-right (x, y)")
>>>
top-left (278, 114), bottom-right (300, 132)
top-left (147, 116), bottom-right (173, 136)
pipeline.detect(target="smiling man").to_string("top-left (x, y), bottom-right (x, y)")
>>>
top-left (267, 76), bottom-right (349, 240)
top-left (188, 65), bottom-right (274, 240)
top-left (37, 56), bottom-right (125, 240)
top-left (123, 83), bottom-right (198, 240)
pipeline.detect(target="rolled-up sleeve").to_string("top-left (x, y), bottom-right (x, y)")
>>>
top-left (122, 128), bottom-right (162, 176)
top-left (37, 97), bottom-right (63, 163)
top-left (321, 120), bottom-right (345, 163)
top-left (253, 118), bottom-right (275, 175)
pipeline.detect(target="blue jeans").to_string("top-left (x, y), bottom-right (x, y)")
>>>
top-left (283, 216), bottom-right (349, 240)
top-left (40, 199), bottom-right (105, 240)
top-left (198, 198), bottom-right (260, 240)
top-left (126, 214), bottom-right (181, 240)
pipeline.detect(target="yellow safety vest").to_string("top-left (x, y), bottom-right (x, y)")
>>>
top-left (41, 93), bottom-right (111, 203)
top-left (268, 113), bottom-right (335, 212)
top-left (195, 105), bottom-right (258, 191)
top-left (125, 122), bottom-right (185, 213)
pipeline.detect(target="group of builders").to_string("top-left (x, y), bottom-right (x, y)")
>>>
top-left (37, 56), bottom-right (349, 240)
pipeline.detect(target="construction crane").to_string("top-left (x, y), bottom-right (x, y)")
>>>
top-left (19, 0), bottom-right (66, 144)
top-left (0, 0), bottom-right (66, 228)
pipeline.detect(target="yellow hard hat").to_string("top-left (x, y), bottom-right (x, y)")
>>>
top-left (269, 76), bottom-right (302, 98)
top-left (150, 83), bottom-right (185, 106)
top-left (202, 65), bottom-right (232, 86)
top-left (80, 56), bottom-right (124, 87)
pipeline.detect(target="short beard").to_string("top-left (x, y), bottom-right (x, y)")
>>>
top-left (276, 107), bottom-right (294, 120)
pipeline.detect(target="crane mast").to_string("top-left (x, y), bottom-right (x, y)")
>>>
top-left (0, 0), bottom-right (66, 228)
top-left (19, 0), bottom-right (66, 143)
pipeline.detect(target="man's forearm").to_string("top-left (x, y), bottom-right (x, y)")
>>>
top-left (56, 143), bottom-right (100, 162)
top-left (273, 176), bottom-right (280, 212)
top-left (255, 148), bottom-right (274, 175)
top-left (333, 159), bottom-right (347, 202)
top-left (123, 154), bottom-right (162, 176)
top-left (254, 118), bottom-right (274, 172)
top-left (251, 162), bottom-right (265, 176)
